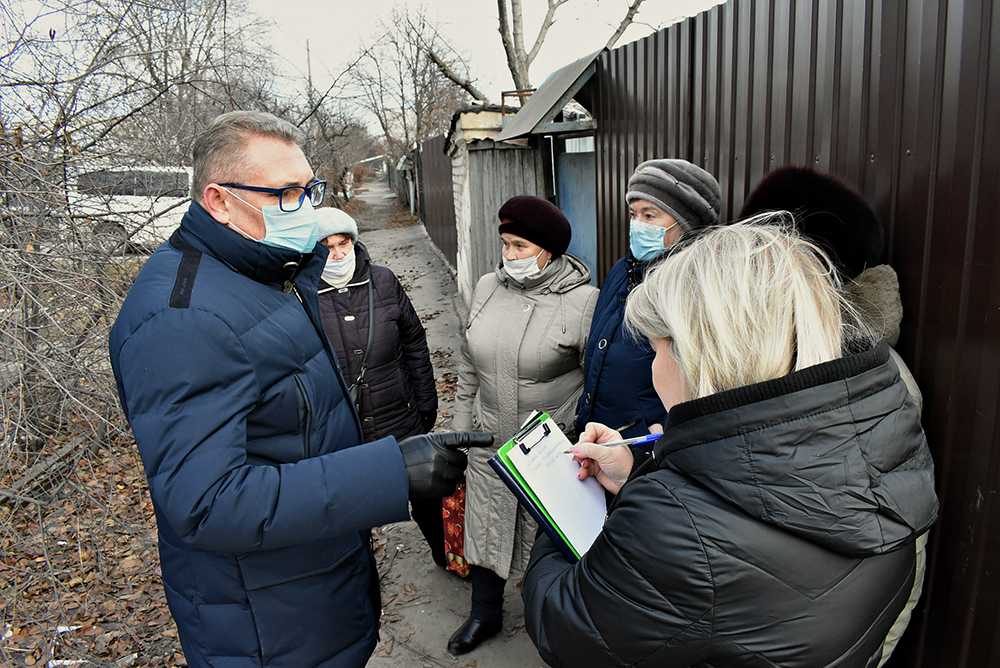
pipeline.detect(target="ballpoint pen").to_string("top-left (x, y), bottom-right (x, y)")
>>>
top-left (563, 432), bottom-right (661, 453)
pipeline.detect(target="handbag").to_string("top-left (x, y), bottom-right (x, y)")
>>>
top-left (347, 279), bottom-right (375, 413)
top-left (442, 481), bottom-right (471, 577)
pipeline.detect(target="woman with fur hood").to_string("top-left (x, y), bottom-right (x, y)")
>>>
top-left (740, 166), bottom-right (927, 663)
top-left (521, 220), bottom-right (937, 667)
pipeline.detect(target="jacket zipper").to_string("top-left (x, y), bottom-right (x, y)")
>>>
top-left (285, 280), bottom-right (304, 303)
top-left (293, 375), bottom-right (312, 458)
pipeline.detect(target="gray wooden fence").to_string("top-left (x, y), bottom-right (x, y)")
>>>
top-left (463, 140), bottom-right (548, 294)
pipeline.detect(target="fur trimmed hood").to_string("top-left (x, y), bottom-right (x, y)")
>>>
top-left (847, 264), bottom-right (904, 346)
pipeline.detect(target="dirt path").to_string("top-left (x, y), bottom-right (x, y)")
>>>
top-left (350, 179), bottom-right (544, 668)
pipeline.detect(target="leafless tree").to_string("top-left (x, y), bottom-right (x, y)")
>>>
top-left (496, 0), bottom-right (650, 90)
top-left (116, 0), bottom-right (283, 165)
top-left (605, 0), bottom-right (651, 49)
top-left (300, 50), bottom-right (379, 202)
top-left (351, 9), bottom-right (471, 158)
top-left (402, 14), bottom-right (489, 104)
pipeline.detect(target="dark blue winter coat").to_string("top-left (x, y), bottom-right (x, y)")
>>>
top-left (109, 202), bottom-right (410, 667)
top-left (574, 255), bottom-right (667, 439)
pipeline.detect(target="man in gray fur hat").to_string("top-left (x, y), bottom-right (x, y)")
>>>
top-left (574, 158), bottom-right (722, 448)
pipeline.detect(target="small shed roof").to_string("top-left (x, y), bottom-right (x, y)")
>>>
top-left (494, 49), bottom-right (604, 142)
top-left (444, 104), bottom-right (517, 152)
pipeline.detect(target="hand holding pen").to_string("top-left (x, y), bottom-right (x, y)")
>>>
top-left (562, 432), bottom-right (661, 453)
top-left (566, 422), bottom-right (660, 496)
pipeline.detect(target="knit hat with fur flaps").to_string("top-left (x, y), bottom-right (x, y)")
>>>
top-left (315, 207), bottom-right (359, 242)
top-left (739, 167), bottom-right (884, 279)
top-left (497, 195), bottom-right (572, 257)
top-left (626, 159), bottom-right (722, 231)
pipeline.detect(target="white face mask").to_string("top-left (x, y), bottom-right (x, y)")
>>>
top-left (322, 249), bottom-right (356, 286)
top-left (503, 251), bottom-right (547, 282)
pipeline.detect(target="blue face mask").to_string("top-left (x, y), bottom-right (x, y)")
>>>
top-left (225, 189), bottom-right (321, 254)
top-left (629, 218), bottom-right (678, 262)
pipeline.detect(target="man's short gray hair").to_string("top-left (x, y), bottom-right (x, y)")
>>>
top-left (190, 111), bottom-right (305, 201)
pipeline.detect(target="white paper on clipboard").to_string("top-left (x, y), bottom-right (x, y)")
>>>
top-left (507, 416), bottom-right (607, 556)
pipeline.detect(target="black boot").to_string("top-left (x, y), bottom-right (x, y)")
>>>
top-left (447, 566), bottom-right (505, 656)
top-left (447, 616), bottom-right (503, 655)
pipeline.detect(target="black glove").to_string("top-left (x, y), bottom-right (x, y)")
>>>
top-left (419, 410), bottom-right (438, 433)
top-left (398, 431), bottom-right (493, 500)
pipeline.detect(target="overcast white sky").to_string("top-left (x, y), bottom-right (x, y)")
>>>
top-left (253, 0), bottom-right (725, 101)
top-left (15, 0), bottom-right (725, 131)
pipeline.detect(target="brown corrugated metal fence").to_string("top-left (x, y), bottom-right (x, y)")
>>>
top-left (416, 136), bottom-right (458, 268)
top-left (594, 0), bottom-right (1000, 664)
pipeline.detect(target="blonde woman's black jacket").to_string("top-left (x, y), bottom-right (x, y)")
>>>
top-left (523, 344), bottom-right (938, 667)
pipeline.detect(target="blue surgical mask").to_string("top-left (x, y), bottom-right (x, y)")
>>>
top-left (629, 218), bottom-right (678, 262)
top-left (224, 189), bottom-right (321, 254)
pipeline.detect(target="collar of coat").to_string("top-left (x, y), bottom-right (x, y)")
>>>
top-left (174, 200), bottom-right (326, 288)
top-left (661, 343), bottom-right (891, 430)
top-left (495, 253), bottom-right (592, 294)
top-left (625, 253), bottom-right (654, 292)
top-left (648, 341), bottom-right (937, 557)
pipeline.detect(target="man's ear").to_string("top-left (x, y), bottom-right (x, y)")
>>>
top-left (201, 184), bottom-right (231, 224)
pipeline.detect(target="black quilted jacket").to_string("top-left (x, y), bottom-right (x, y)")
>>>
top-left (523, 344), bottom-right (938, 667)
top-left (318, 243), bottom-right (437, 441)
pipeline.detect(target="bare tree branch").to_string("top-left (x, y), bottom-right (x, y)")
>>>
top-left (425, 49), bottom-right (488, 103)
top-left (496, 0), bottom-right (526, 89)
top-left (296, 49), bottom-right (369, 127)
top-left (606, 0), bottom-right (649, 48)
top-left (527, 0), bottom-right (571, 65)
top-left (401, 12), bottom-right (489, 104)
top-left (510, 0), bottom-right (528, 67)
top-left (349, 9), bottom-right (471, 157)
top-left (497, 0), bottom-right (571, 90)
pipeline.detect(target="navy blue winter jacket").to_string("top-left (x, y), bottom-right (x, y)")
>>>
top-left (575, 255), bottom-right (667, 439)
top-left (109, 202), bottom-right (410, 667)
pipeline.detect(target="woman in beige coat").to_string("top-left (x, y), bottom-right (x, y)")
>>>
top-left (449, 196), bottom-right (598, 656)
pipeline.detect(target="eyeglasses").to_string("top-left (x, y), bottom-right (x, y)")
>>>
top-left (219, 179), bottom-right (327, 212)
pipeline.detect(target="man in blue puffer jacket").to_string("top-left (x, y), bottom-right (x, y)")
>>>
top-left (109, 111), bottom-right (489, 667)
top-left (575, 159), bottom-right (722, 447)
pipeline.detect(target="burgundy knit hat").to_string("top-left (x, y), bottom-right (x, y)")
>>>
top-left (497, 195), bottom-right (572, 257)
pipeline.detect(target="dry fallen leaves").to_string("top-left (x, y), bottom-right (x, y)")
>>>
top-left (1, 434), bottom-right (183, 665)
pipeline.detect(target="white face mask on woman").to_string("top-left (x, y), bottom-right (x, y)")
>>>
top-left (322, 249), bottom-right (356, 287)
top-left (503, 252), bottom-right (547, 282)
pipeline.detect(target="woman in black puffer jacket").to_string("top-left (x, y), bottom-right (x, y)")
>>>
top-left (314, 208), bottom-right (443, 565)
top-left (522, 218), bottom-right (939, 668)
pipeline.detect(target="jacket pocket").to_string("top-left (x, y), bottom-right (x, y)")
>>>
top-left (292, 375), bottom-right (312, 459)
top-left (236, 536), bottom-right (373, 664)
top-left (236, 535), bottom-right (363, 591)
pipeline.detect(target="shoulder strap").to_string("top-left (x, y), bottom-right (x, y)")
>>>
top-left (356, 278), bottom-right (375, 382)
top-left (168, 230), bottom-right (202, 309)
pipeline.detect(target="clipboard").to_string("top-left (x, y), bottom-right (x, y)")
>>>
top-left (489, 411), bottom-right (607, 562)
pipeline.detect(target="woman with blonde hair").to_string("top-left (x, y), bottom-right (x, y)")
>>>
top-left (521, 218), bottom-right (938, 667)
